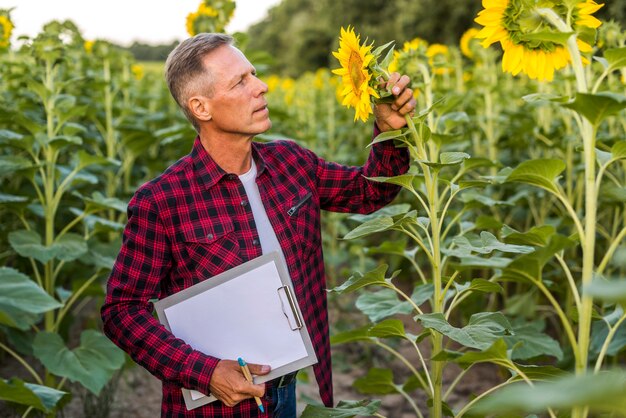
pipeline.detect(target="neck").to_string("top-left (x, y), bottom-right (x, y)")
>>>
top-left (199, 131), bottom-right (253, 175)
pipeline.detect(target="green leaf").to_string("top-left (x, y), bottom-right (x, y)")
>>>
top-left (365, 174), bottom-right (416, 192)
top-left (611, 141), bottom-right (626, 160)
top-left (353, 368), bottom-right (398, 395)
top-left (0, 268), bottom-right (62, 330)
top-left (501, 225), bottom-right (556, 247)
top-left (454, 338), bottom-right (510, 366)
top-left (0, 378), bottom-right (67, 412)
top-left (349, 203), bottom-right (411, 223)
top-left (415, 312), bottom-right (512, 350)
top-left (368, 319), bottom-right (407, 339)
top-left (80, 191), bottom-right (128, 213)
top-left (76, 150), bottom-right (120, 170)
top-left (0, 156), bottom-right (33, 176)
top-left (472, 370), bottom-right (626, 415)
top-left (604, 47), bottom-right (626, 70)
top-left (329, 265), bottom-right (396, 294)
top-left (0, 129), bottom-right (24, 145)
top-left (504, 319), bottom-right (563, 361)
top-left (301, 400), bottom-right (382, 418)
top-left (356, 289), bottom-right (414, 322)
top-left (444, 232), bottom-right (534, 258)
top-left (512, 365), bottom-right (567, 382)
top-left (423, 152), bottom-right (470, 170)
top-left (411, 283), bottom-right (435, 306)
top-left (370, 129), bottom-right (407, 145)
top-left (0, 193), bottom-right (29, 204)
top-left (518, 30), bottom-right (573, 46)
top-left (506, 159), bottom-right (565, 194)
top-left (343, 217), bottom-right (394, 240)
top-left (584, 279), bottom-right (626, 305)
top-left (330, 325), bottom-right (372, 345)
top-left (590, 306), bottom-right (626, 357)
top-left (8, 230), bottom-right (87, 263)
top-left (465, 279), bottom-right (503, 294)
top-left (563, 92), bottom-right (626, 127)
top-left (33, 330), bottom-right (125, 395)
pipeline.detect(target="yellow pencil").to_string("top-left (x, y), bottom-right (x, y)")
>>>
top-left (238, 357), bottom-right (265, 413)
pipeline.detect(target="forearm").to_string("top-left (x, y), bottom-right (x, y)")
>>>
top-left (101, 298), bottom-right (219, 392)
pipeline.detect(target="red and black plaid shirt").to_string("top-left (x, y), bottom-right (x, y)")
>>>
top-left (101, 130), bottom-right (409, 417)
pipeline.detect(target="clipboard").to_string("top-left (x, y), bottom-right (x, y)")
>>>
top-left (153, 251), bottom-right (318, 410)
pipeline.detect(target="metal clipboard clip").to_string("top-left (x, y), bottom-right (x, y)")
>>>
top-left (277, 285), bottom-right (303, 331)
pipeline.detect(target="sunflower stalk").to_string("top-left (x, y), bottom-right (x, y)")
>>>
top-left (537, 7), bottom-right (598, 418)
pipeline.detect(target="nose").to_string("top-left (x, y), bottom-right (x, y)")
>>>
top-left (255, 77), bottom-right (268, 96)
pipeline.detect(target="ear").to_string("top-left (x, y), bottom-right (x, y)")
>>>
top-left (188, 95), bottom-right (212, 122)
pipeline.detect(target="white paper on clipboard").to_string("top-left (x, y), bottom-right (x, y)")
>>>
top-left (153, 252), bottom-right (317, 409)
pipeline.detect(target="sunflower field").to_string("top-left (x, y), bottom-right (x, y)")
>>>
top-left (1, 0), bottom-right (626, 417)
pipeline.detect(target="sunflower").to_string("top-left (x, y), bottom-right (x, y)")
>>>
top-left (426, 44), bottom-right (452, 75)
top-left (475, 0), bottom-right (604, 82)
top-left (0, 15), bottom-right (13, 48)
top-left (460, 28), bottom-right (481, 59)
top-left (186, 4), bottom-right (220, 36)
top-left (332, 26), bottom-right (380, 122)
top-left (84, 40), bottom-right (94, 54)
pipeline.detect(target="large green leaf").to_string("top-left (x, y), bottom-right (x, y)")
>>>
top-left (329, 265), bottom-right (398, 294)
top-left (301, 400), bottom-right (382, 418)
top-left (8, 230), bottom-right (88, 263)
top-left (370, 129), bottom-right (408, 145)
top-left (423, 152), bottom-right (470, 170)
top-left (471, 370), bottom-right (626, 415)
top-left (356, 289), bottom-right (414, 322)
top-left (498, 234), bottom-right (577, 283)
top-left (563, 92), bottom-right (626, 127)
top-left (415, 312), bottom-right (512, 350)
top-left (504, 319), bottom-right (563, 361)
top-left (0, 267), bottom-right (62, 330)
top-left (506, 159), bottom-right (565, 194)
top-left (353, 368), bottom-right (398, 395)
top-left (33, 330), bottom-right (125, 395)
top-left (0, 378), bottom-right (67, 413)
top-left (349, 203), bottom-right (411, 223)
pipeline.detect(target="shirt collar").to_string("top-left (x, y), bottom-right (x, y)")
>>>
top-left (191, 136), bottom-right (272, 190)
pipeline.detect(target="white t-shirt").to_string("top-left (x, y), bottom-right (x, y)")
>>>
top-left (238, 159), bottom-right (286, 261)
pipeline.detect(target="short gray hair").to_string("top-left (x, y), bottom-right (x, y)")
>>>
top-left (165, 33), bottom-right (234, 132)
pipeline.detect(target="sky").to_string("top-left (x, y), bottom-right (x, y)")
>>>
top-left (0, 0), bottom-right (281, 46)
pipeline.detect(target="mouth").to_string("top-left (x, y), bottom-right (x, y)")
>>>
top-left (253, 104), bottom-right (269, 114)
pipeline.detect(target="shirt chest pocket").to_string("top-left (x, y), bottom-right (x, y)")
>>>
top-left (179, 219), bottom-right (242, 279)
top-left (288, 191), bottom-right (320, 249)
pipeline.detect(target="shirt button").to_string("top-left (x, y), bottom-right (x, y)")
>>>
top-left (227, 174), bottom-right (236, 180)
top-left (252, 238), bottom-right (260, 246)
top-left (206, 233), bottom-right (214, 240)
top-left (240, 200), bottom-right (248, 207)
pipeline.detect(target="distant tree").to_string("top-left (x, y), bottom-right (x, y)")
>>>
top-left (126, 41), bottom-right (179, 61)
top-left (246, 0), bottom-right (622, 76)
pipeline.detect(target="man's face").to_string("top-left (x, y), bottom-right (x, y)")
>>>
top-left (200, 45), bottom-right (271, 138)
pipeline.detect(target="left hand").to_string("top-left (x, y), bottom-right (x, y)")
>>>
top-left (373, 73), bottom-right (416, 132)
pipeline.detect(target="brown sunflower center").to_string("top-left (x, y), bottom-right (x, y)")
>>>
top-left (348, 50), bottom-right (365, 92)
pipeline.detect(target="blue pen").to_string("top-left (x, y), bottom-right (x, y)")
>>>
top-left (238, 357), bottom-right (265, 413)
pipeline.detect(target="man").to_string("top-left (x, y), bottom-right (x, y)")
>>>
top-left (101, 33), bottom-right (415, 417)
